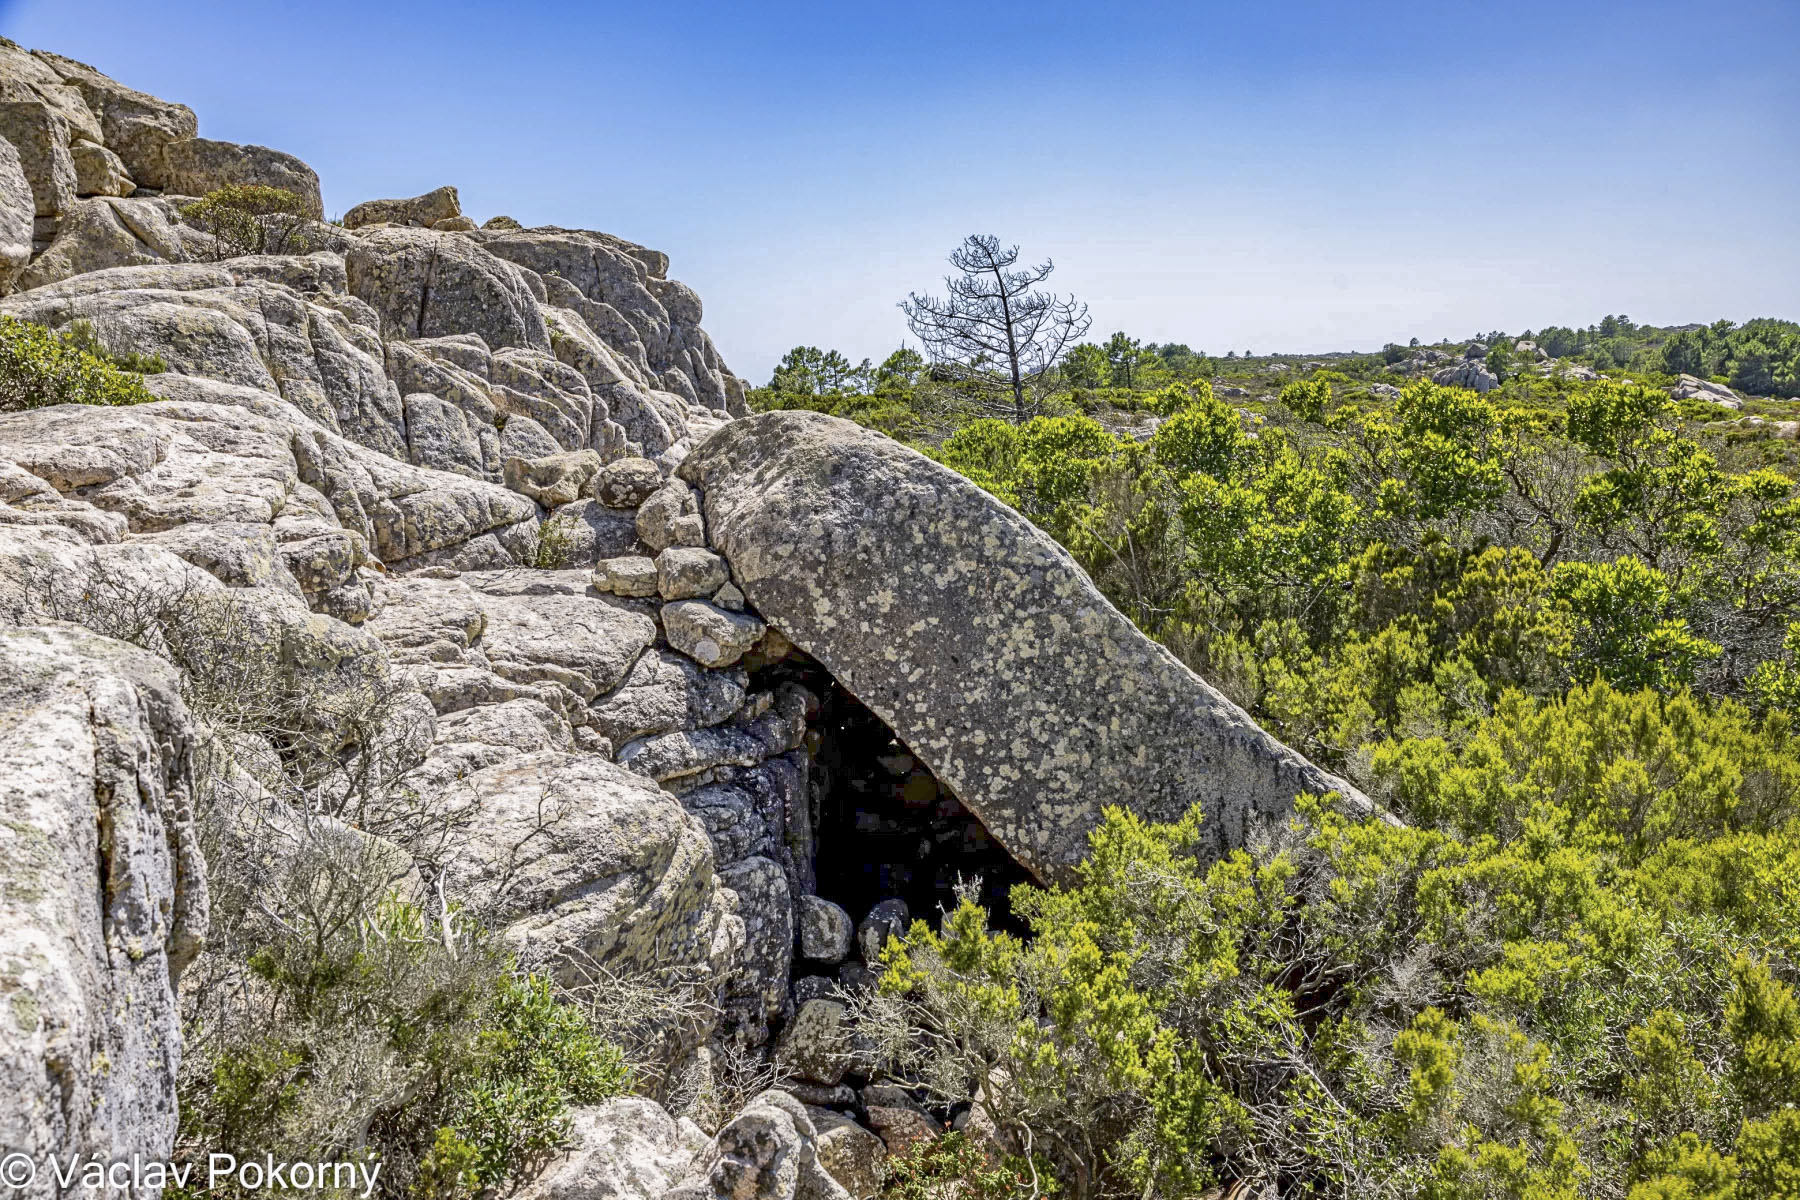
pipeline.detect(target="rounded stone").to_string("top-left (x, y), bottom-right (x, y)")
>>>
top-left (596, 456), bottom-right (664, 508)
top-left (798, 895), bottom-right (854, 963)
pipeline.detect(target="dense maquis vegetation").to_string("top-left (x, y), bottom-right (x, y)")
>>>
top-left (758, 330), bottom-right (1800, 1195)
top-left (1530, 315), bottom-right (1800, 397)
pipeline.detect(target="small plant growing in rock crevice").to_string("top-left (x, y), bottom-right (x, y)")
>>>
top-left (532, 516), bottom-right (574, 568)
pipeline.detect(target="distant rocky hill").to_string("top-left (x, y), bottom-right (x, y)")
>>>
top-left (0, 43), bottom-right (1358, 1199)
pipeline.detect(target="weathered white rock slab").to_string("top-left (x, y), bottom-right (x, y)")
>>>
top-left (441, 750), bottom-right (728, 991)
top-left (0, 625), bottom-right (207, 1184)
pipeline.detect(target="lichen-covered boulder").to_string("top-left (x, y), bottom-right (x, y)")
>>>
top-left (656, 546), bottom-right (728, 601)
top-left (15, 196), bottom-right (187, 291)
top-left (0, 625), bottom-right (208, 1177)
top-left (856, 900), bottom-right (909, 967)
top-left (467, 576), bottom-right (657, 699)
top-left (718, 854), bottom-right (794, 1036)
top-left (597, 456), bottom-right (664, 508)
top-left (403, 390), bottom-right (490, 477)
top-left (595, 554), bottom-right (660, 598)
top-left (0, 42), bottom-right (104, 147)
top-left (505, 449), bottom-right (603, 509)
top-left (804, 1108), bottom-right (886, 1200)
top-left (863, 1107), bottom-right (938, 1157)
top-left (661, 599), bottom-right (764, 669)
top-left (0, 97), bottom-right (76, 218)
top-left (159, 136), bottom-right (323, 219)
top-left (798, 896), bottom-right (853, 964)
top-left (27, 48), bottom-right (196, 188)
top-left (616, 687), bottom-right (805, 786)
top-left (588, 647), bottom-right (746, 744)
top-left (662, 1090), bottom-right (849, 1200)
top-left (0, 134), bottom-right (31, 293)
top-left (636, 478), bottom-right (704, 551)
top-left (70, 138), bottom-right (134, 197)
top-left (776, 999), bottom-right (852, 1087)
top-left (681, 410), bottom-right (1369, 881)
top-left (343, 185), bottom-right (461, 230)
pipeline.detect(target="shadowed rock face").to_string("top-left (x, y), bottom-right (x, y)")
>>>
top-left (681, 410), bottom-right (1370, 882)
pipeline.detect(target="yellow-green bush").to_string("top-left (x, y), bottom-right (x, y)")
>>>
top-left (181, 183), bottom-right (312, 260)
top-left (0, 314), bottom-right (158, 412)
top-left (872, 774), bottom-right (1800, 1196)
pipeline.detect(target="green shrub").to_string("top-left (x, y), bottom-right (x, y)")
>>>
top-left (428, 974), bottom-right (629, 1193)
top-left (533, 515), bottom-right (574, 568)
top-left (0, 314), bottom-right (157, 412)
top-left (736, 331), bottom-right (1800, 1189)
top-left (181, 183), bottom-right (312, 260)
top-left (29, 559), bottom-right (628, 1200)
top-left (64, 318), bottom-right (167, 374)
top-left (881, 1131), bottom-right (1047, 1200)
top-left (181, 892), bottom-right (624, 1200)
top-left (866, 762), bottom-right (1800, 1197)
top-left (1279, 375), bottom-right (1332, 421)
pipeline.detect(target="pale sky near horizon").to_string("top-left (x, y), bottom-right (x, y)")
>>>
top-left (3, 0), bottom-right (1796, 383)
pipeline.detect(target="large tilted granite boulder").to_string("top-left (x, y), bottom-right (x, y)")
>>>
top-left (682, 410), bottom-right (1370, 881)
top-left (0, 625), bottom-right (208, 1183)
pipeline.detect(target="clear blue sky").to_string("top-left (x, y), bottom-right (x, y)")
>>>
top-left (4, 0), bottom-right (1796, 381)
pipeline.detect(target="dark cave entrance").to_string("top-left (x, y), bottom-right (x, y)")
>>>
top-left (751, 651), bottom-right (1034, 937)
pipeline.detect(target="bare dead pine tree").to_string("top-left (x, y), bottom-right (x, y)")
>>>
top-left (902, 234), bottom-right (1091, 423)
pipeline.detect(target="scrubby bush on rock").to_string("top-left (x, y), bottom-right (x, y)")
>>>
top-left (180, 183), bottom-right (312, 260)
top-left (880, 1130), bottom-right (1043, 1200)
top-left (0, 312), bottom-right (158, 411)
